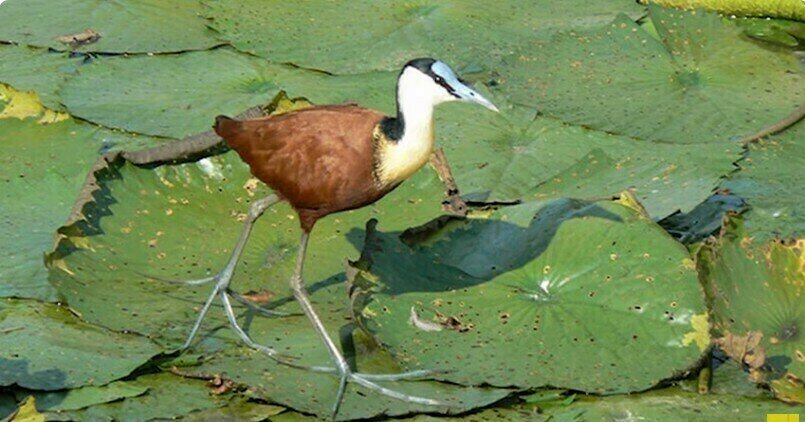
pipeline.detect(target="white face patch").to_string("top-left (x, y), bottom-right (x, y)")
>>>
top-left (397, 66), bottom-right (456, 107)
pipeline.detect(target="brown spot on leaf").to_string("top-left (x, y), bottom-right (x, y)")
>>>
top-left (436, 312), bottom-right (474, 332)
top-left (240, 290), bottom-right (275, 304)
top-left (716, 331), bottom-right (766, 370)
top-left (55, 29), bottom-right (100, 47)
top-left (209, 375), bottom-right (236, 395)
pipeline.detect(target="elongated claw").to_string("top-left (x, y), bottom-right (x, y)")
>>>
top-left (137, 271), bottom-right (217, 286)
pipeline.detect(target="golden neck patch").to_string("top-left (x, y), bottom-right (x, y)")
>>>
top-left (372, 122), bottom-right (435, 186)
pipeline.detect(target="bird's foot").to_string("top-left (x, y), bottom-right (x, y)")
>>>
top-left (143, 271), bottom-right (291, 317)
top-left (142, 271), bottom-right (293, 361)
top-left (328, 366), bottom-right (447, 419)
top-left (441, 190), bottom-right (468, 217)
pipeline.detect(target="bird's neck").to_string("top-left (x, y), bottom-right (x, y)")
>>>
top-left (374, 87), bottom-right (436, 186)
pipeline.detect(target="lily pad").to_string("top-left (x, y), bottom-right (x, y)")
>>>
top-left (677, 361), bottom-right (772, 398)
top-left (23, 381), bottom-right (148, 412)
top-left (203, 0), bottom-right (644, 74)
top-left (0, 116), bottom-right (101, 300)
top-left (640, 0), bottom-right (805, 20)
top-left (697, 216), bottom-right (804, 398)
top-left (0, 0), bottom-right (219, 53)
top-left (498, 6), bottom-right (803, 144)
top-left (659, 193), bottom-right (747, 244)
top-left (0, 45), bottom-right (80, 110)
top-left (0, 112), bottom-right (159, 301)
top-left (540, 387), bottom-right (801, 420)
top-left (47, 152), bottom-right (511, 419)
top-left (720, 123), bottom-right (804, 242)
top-left (349, 197), bottom-right (708, 392)
top-left (44, 373), bottom-right (227, 421)
top-left (11, 396), bottom-right (44, 422)
top-left (60, 49), bottom-right (286, 139)
top-left (736, 17), bottom-right (805, 47)
top-left (184, 399), bottom-right (285, 421)
top-left (435, 94), bottom-right (740, 218)
top-left (0, 392), bottom-right (16, 420)
top-left (0, 299), bottom-right (161, 390)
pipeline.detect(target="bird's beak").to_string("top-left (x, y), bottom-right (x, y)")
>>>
top-left (454, 82), bottom-right (499, 113)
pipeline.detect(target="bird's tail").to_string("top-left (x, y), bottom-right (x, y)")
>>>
top-left (213, 115), bottom-right (238, 140)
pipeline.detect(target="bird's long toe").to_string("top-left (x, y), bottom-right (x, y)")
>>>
top-left (348, 373), bottom-right (446, 406)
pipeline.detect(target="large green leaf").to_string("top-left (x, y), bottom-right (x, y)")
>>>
top-left (23, 381), bottom-right (147, 412)
top-left (0, 392), bottom-right (16, 420)
top-left (349, 197), bottom-right (708, 392)
top-left (498, 6), bottom-right (803, 144)
top-left (721, 124), bottom-right (804, 242)
top-left (0, 0), bottom-right (219, 53)
top-left (435, 95), bottom-right (740, 218)
top-left (697, 216), bottom-right (803, 395)
top-left (184, 399), bottom-right (285, 421)
top-left (0, 115), bottom-right (159, 301)
top-left (0, 299), bottom-right (161, 390)
top-left (538, 388), bottom-right (801, 421)
top-left (47, 152), bottom-right (511, 419)
top-left (659, 193), bottom-right (747, 244)
top-left (677, 360), bottom-right (772, 398)
top-left (641, 0), bottom-right (805, 20)
top-left (0, 45), bottom-right (80, 111)
top-left (400, 387), bottom-right (799, 421)
top-left (44, 373), bottom-right (227, 421)
top-left (203, 0), bottom-right (644, 74)
top-left (736, 17), bottom-right (805, 47)
top-left (60, 49), bottom-right (287, 139)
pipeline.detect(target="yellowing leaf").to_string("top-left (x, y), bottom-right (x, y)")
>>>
top-left (682, 313), bottom-right (711, 351)
top-left (0, 84), bottom-right (68, 123)
top-left (12, 397), bottom-right (44, 422)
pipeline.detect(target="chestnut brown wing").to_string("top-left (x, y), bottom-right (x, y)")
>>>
top-left (215, 105), bottom-right (387, 212)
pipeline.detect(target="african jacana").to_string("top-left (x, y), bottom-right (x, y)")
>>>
top-left (170, 58), bottom-right (498, 417)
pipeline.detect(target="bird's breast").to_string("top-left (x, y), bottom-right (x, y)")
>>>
top-left (374, 122), bottom-right (435, 186)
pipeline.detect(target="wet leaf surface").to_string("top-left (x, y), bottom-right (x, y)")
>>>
top-left (350, 197), bottom-right (708, 392)
top-left (0, 45), bottom-right (81, 111)
top-left (46, 152), bottom-right (511, 418)
top-left (21, 380), bottom-right (148, 412)
top-left (203, 0), bottom-right (644, 74)
top-left (721, 123), bottom-right (804, 242)
top-left (698, 216), bottom-right (804, 402)
top-left (641, 0), bottom-right (805, 20)
top-left (0, 0), bottom-right (219, 53)
top-left (537, 387), bottom-right (801, 421)
top-left (0, 299), bottom-right (161, 390)
top-left (1, 0), bottom-right (801, 418)
top-left (43, 373), bottom-right (227, 421)
top-left (498, 6), bottom-right (803, 144)
top-left (60, 49), bottom-right (284, 139)
top-left (0, 111), bottom-right (159, 301)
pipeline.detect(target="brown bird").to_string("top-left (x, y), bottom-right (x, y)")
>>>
top-left (169, 58), bottom-right (498, 417)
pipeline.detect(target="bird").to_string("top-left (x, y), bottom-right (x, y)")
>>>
top-left (167, 58), bottom-right (499, 418)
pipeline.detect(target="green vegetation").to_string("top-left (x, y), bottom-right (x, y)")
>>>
top-left (0, 0), bottom-right (801, 419)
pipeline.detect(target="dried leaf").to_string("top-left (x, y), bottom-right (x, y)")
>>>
top-left (240, 290), bottom-right (275, 304)
top-left (55, 29), bottom-right (100, 47)
top-left (716, 331), bottom-right (766, 370)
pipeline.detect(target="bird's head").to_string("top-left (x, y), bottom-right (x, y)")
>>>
top-left (397, 58), bottom-right (499, 113)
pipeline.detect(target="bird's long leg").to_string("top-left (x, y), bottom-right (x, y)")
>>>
top-left (175, 194), bottom-right (283, 351)
top-left (429, 148), bottom-right (467, 217)
top-left (288, 232), bottom-right (445, 419)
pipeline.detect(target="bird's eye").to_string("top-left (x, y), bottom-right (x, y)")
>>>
top-left (434, 76), bottom-right (444, 84)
